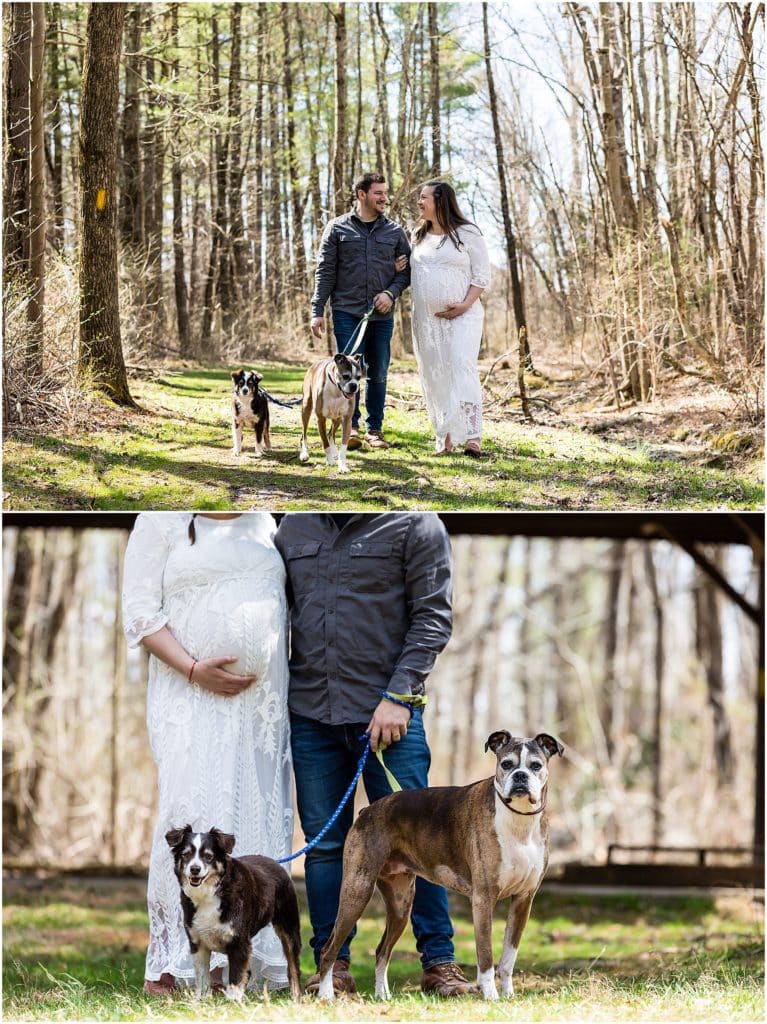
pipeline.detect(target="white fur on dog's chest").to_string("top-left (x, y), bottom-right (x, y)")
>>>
top-left (186, 884), bottom-right (235, 951)
top-left (322, 386), bottom-right (354, 419)
top-left (493, 804), bottom-right (545, 897)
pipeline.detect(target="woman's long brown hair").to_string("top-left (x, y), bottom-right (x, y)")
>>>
top-left (413, 180), bottom-right (479, 250)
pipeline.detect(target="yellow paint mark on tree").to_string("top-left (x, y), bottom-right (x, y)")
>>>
top-left (96, 188), bottom-right (107, 211)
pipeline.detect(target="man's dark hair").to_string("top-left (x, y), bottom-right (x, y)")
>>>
top-left (353, 172), bottom-right (386, 199)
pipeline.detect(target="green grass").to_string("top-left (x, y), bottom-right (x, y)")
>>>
top-left (3, 873), bottom-right (763, 1020)
top-left (2, 361), bottom-right (762, 509)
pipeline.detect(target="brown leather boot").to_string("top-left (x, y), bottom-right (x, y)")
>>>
top-left (421, 961), bottom-right (473, 996)
top-left (305, 958), bottom-right (357, 995)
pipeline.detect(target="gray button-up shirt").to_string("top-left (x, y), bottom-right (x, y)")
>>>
top-left (310, 210), bottom-right (411, 321)
top-left (274, 513), bottom-right (452, 725)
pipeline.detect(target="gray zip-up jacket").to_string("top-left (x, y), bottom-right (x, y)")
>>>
top-left (274, 513), bottom-right (452, 725)
top-left (310, 210), bottom-right (411, 322)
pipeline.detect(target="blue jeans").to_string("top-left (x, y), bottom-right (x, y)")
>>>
top-left (332, 310), bottom-right (393, 433)
top-left (290, 711), bottom-right (456, 969)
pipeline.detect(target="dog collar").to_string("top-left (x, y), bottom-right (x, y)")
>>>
top-left (494, 781), bottom-right (546, 816)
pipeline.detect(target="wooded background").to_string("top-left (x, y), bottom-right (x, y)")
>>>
top-left (3, 2), bottom-right (763, 421)
top-left (2, 520), bottom-right (759, 870)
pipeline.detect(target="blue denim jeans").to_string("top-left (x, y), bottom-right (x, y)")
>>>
top-left (332, 310), bottom-right (393, 433)
top-left (290, 710), bottom-right (456, 969)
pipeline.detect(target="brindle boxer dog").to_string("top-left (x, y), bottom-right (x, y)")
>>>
top-left (299, 354), bottom-right (363, 474)
top-left (316, 731), bottom-right (564, 1002)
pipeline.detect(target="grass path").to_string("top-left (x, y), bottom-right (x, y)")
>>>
top-left (3, 873), bottom-right (763, 1021)
top-left (2, 360), bottom-right (763, 510)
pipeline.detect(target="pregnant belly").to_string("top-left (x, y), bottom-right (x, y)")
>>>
top-left (415, 269), bottom-right (467, 315)
top-left (189, 590), bottom-right (282, 677)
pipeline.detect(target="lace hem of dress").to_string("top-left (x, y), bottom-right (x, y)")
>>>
top-left (461, 400), bottom-right (482, 437)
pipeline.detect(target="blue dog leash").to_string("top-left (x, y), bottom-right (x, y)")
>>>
top-left (277, 733), bottom-right (372, 864)
top-left (342, 302), bottom-right (377, 357)
top-left (258, 387), bottom-right (303, 408)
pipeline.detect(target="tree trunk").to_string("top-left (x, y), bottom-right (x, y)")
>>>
top-left (170, 3), bottom-right (190, 356)
top-left (77, 2), bottom-right (134, 406)
top-left (282, 2), bottom-right (306, 298)
top-left (225, 2), bottom-right (245, 325)
top-left (26, 0), bottom-right (45, 374)
top-left (643, 545), bottom-right (664, 847)
top-left (597, 2), bottom-right (636, 234)
top-left (253, 3), bottom-right (267, 306)
top-left (694, 557), bottom-right (734, 789)
top-left (119, 3), bottom-right (142, 249)
top-left (45, 3), bottom-right (65, 252)
top-left (482, 2), bottom-right (530, 369)
top-left (3, 4), bottom-right (32, 287)
top-left (332, 3), bottom-right (347, 216)
top-left (427, 2), bottom-right (441, 176)
top-left (370, 3), bottom-right (394, 188)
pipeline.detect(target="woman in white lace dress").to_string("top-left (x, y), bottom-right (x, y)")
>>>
top-left (122, 512), bottom-right (294, 996)
top-left (409, 181), bottom-right (491, 456)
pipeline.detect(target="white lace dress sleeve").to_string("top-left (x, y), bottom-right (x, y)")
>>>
top-left (123, 512), bottom-right (293, 991)
top-left (410, 225), bottom-right (487, 449)
top-left (462, 224), bottom-right (491, 290)
top-left (122, 513), bottom-right (176, 646)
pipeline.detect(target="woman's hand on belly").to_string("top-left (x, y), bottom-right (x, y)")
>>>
top-left (192, 656), bottom-right (258, 697)
top-left (434, 301), bottom-right (469, 320)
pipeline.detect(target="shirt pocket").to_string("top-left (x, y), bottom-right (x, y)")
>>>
top-left (284, 541), bottom-right (322, 593)
top-left (346, 541), bottom-right (394, 592)
top-left (374, 237), bottom-right (396, 258)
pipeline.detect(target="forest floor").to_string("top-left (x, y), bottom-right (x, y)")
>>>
top-left (3, 871), bottom-right (763, 1021)
top-left (2, 358), bottom-right (763, 510)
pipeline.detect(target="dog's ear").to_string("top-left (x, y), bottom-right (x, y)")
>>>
top-left (333, 353), bottom-right (348, 367)
top-left (485, 730), bottom-right (512, 754)
top-left (231, 369), bottom-right (243, 381)
top-left (210, 828), bottom-right (236, 856)
top-left (534, 733), bottom-right (564, 759)
top-left (165, 824), bottom-right (192, 849)
top-left (254, 371), bottom-right (263, 383)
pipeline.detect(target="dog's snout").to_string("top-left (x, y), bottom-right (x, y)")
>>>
top-left (189, 864), bottom-right (201, 875)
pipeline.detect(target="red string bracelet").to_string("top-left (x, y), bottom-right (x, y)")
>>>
top-left (187, 660), bottom-right (197, 684)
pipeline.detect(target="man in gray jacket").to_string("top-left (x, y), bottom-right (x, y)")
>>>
top-left (310, 173), bottom-right (410, 450)
top-left (275, 512), bottom-right (472, 998)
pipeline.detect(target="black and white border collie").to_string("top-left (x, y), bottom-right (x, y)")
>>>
top-left (165, 825), bottom-right (301, 1002)
top-left (231, 370), bottom-right (271, 457)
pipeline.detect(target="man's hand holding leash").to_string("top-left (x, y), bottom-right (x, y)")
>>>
top-left (366, 698), bottom-right (410, 752)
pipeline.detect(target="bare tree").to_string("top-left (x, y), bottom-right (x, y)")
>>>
top-left (77, 1), bottom-right (134, 405)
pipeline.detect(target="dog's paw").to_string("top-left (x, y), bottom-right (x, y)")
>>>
top-left (224, 984), bottom-right (245, 1003)
top-left (338, 463), bottom-right (350, 474)
top-left (325, 450), bottom-right (338, 466)
top-left (299, 449), bottom-right (310, 462)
